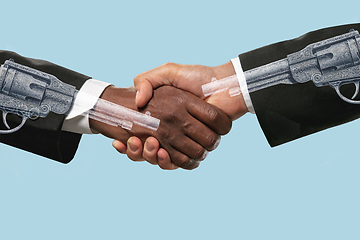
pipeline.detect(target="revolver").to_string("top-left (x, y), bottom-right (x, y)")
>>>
top-left (245, 29), bottom-right (360, 103)
top-left (0, 59), bottom-right (77, 134)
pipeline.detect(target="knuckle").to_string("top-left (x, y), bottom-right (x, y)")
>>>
top-left (163, 62), bottom-right (177, 69)
top-left (207, 109), bottom-right (232, 135)
top-left (133, 73), bottom-right (142, 84)
top-left (163, 62), bottom-right (174, 67)
top-left (207, 109), bottom-right (221, 122)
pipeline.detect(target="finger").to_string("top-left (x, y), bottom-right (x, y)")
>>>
top-left (157, 148), bottom-right (179, 170)
top-left (143, 137), bottom-right (160, 165)
top-left (187, 96), bottom-right (232, 135)
top-left (159, 143), bottom-right (193, 170)
top-left (112, 139), bottom-right (127, 154)
top-left (168, 135), bottom-right (208, 162)
top-left (126, 137), bottom-right (145, 162)
top-left (180, 159), bottom-right (200, 170)
top-left (163, 143), bottom-right (202, 170)
top-left (183, 119), bottom-right (221, 151)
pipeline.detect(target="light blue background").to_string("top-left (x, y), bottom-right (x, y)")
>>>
top-left (0, 0), bottom-right (359, 239)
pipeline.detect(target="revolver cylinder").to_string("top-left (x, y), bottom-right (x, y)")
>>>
top-left (288, 30), bottom-right (360, 87)
top-left (0, 59), bottom-right (77, 116)
top-left (0, 59), bottom-right (77, 134)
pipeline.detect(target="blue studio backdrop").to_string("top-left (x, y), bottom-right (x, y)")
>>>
top-left (0, 1), bottom-right (359, 239)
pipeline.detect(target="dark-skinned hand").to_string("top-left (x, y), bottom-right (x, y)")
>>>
top-left (90, 85), bottom-right (231, 170)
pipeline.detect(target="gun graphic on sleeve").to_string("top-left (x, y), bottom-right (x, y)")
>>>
top-left (0, 59), bottom-right (160, 134)
top-left (245, 29), bottom-right (360, 102)
top-left (202, 29), bottom-right (360, 104)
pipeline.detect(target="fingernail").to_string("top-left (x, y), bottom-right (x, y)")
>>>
top-left (145, 141), bottom-right (155, 152)
top-left (135, 91), bottom-right (140, 104)
top-left (128, 142), bottom-right (138, 152)
top-left (210, 137), bottom-right (221, 151)
top-left (199, 150), bottom-right (209, 161)
top-left (112, 141), bottom-right (125, 153)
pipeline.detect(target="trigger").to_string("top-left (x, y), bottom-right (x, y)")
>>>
top-left (352, 82), bottom-right (360, 99)
top-left (2, 112), bottom-right (10, 129)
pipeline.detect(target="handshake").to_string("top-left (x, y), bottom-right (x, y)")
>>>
top-left (2, 26), bottom-right (357, 168)
top-left (90, 61), bottom-right (248, 170)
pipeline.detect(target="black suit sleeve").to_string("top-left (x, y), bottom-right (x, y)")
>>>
top-left (0, 51), bottom-right (91, 163)
top-left (239, 23), bottom-right (360, 147)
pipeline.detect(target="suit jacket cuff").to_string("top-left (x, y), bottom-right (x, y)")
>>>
top-left (62, 79), bottom-right (111, 134)
top-left (230, 57), bottom-right (255, 114)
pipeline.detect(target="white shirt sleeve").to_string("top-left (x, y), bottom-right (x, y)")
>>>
top-left (230, 57), bottom-right (255, 114)
top-left (61, 79), bottom-right (111, 134)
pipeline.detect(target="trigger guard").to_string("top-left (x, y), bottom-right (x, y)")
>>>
top-left (0, 116), bottom-right (28, 134)
top-left (334, 86), bottom-right (360, 104)
top-left (2, 111), bottom-right (10, 129)
top-left (352, 81), bottom-right (360, 99)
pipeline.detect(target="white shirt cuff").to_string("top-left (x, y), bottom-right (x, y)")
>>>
top-left (61, 79), bottom-right (111, 134)
top-left (230, 58), bottom-right (255, 114)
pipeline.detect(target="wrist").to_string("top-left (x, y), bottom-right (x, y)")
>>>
top-left (211, 62), bottom-right (249, 120)
top-left (212, 61), bottom-right (236, 80)
top-left (89, 86), bottom-right (136, 138)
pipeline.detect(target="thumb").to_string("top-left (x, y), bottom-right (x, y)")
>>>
top-left (135, 80), bottom-right (155, 108)
top-left (134, 63), bottom-right (180, 108)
